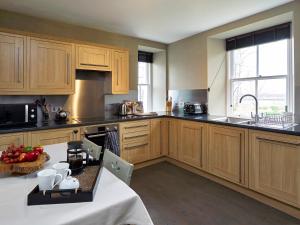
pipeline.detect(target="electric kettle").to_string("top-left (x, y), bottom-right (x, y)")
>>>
top-left (119, 103), bottom-right (128, 116)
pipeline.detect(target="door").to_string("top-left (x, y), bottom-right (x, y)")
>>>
top-left (0, 133), bottom-right (26, 151)
top-left (150, 119), bottom-right (163, 159)
top-left (249, 130), bottom-right (300, 208)
top-left (30, 128), bottom-right (80, 146)
top-left (28, 38), bottom-right (74, 94)
top-left (112, 50), bottom-right (129, 94)
top-left (178, 120), bottom-right (207, 168)
top-left (208, 125), bottom-right (248, 185)
top-left (168, 119), bottom-right (179, 160)
top-left (76, 45), bottom-right (111, 71)
top-left (0, 32), bottom-right (25, 92)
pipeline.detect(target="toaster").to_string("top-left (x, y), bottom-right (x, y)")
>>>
top-left (184, 103), bottom-right (207, 114)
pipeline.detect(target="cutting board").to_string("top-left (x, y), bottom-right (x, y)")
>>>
top-left (0, 152), bottom-right (50, 174)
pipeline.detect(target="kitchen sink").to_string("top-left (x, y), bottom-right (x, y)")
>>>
top-left (211, 117), bottom-right (251, 124)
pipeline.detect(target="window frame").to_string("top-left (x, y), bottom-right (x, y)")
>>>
top-left (226, 39), bottom-right (294, 117)
top-left (138, 62), bottom-right (153, 112)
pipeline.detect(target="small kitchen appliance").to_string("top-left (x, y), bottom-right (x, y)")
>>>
top-left (184, 103), bottom-right (207, 115)
top-left (0, 103), bottom-right (37, 128)
top-left (67, 141), bottom-right (90, 175)
top-left (119, 103), bottom-right (128, 116)
top-left (55, 109), bottom-right (70, 121)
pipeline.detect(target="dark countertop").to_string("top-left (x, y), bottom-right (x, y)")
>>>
top-left (1, 111), bottom-right (300, 136)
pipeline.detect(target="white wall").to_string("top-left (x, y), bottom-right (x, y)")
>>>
top-left (207, 38), bottom-right (226, 116)
top-left (152, 51), bottom-right (167, 111)
top-left (168, 1), bottom-right (300, 114)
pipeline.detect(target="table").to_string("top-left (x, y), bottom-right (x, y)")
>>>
top-left (0, 143), bottom-right (153, 225)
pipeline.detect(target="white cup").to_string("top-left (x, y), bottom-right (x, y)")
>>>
top-left (37, 169), bottom-right (62, 191)
top-left (53, 162), bottom-right (72, 182)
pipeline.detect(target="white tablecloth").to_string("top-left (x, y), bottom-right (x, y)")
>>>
top-left (0, 143), bottom-right (153, 225)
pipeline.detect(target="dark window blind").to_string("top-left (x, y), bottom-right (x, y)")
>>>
top-left (226, 22), bottom-right (291, 51)
top-left (138, 51), bottom-right (153, 63)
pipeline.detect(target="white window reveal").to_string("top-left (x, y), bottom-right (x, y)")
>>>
top-left (226, 23), bottom-right (293, 118)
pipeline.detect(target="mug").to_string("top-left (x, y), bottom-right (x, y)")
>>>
top-left (52, 162), bottom-right (72, 182)
top-left (37, 169), bottom-right (62, 191)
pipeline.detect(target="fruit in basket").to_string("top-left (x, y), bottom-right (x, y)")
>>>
top-left (0, 144), bottom-right (44, 164)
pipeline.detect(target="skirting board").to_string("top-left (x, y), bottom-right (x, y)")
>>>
top-left (135, 156), bottom-right (300, 219)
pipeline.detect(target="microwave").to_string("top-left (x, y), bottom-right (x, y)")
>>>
top-left (0, 104), bottom-right (37, 128)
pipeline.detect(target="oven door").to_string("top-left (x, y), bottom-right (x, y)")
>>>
top-left (85, 132), bottom-right (107, 148)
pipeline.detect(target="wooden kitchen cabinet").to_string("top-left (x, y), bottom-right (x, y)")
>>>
top-left (150, 119), bottom-right (168, 159)
top-left (76, 45), bottom-right (111, 71)
top-left (120, 120), bottom-right (150, 164)
top-left (111, 50), bottom-right (129, 94)
top-left (29, 128), bottom-right (80, 146)
top-left (28, 37), bottom-right (74, 94)
top-left (208, 124), bottom-right (248, 186)
top-left (178, 120), bottom-right (207, 169)
top-left (168, 119), bottom-right (179, 160)
top-left (0, 32), bottom-right (25, 93)
top-left (0, 133), bottom-right (28, 151)
top-left (249, 130), bottom-right (300, 208)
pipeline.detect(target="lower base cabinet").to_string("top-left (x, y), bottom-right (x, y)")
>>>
top-left (0, 133), bottom-right (27, 151)
top-left (168, 119), bottom-right (179, 160)
top-left (178, 120), bottom-right (207, 169)
top-left (123, 141), bottom-right (150, 164)
top-left (29, 128), bottom-right (80, 146)
top-left (208, 124), bottom-right (248, 186)
top-left (249, 130), bottom-right (300, 208)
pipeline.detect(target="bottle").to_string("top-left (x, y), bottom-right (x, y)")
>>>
top-left (166, 97), bottom-right (172, 112)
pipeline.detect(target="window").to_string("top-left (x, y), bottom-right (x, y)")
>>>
top-left (138, 62), bottom-right (152, 112)
top-left (228, 39), bottom-right (293, 118)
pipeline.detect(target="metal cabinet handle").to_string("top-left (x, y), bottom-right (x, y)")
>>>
top-left (17, 47), bottom-right (21, 83)
top-left (124, 134), bottom-right (148, 139)
top-left (116, 58), bottom-right (119, 86)
top-left (124, 143), bottom-right (148, 150)
top-left (80, 63), bottom-right (108, 67)
top-left (66, 53), bottom-right (70, 84)
top-left (124, 125), bottom-right (148, 129)
top-left (257, 137), bottom-right (300, 146)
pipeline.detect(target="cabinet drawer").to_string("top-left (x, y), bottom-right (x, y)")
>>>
top-left (121, 121), bottom-right (150, 133)
top-left (76, 45), bottom-right (111, 71)
top-left (0, 133), bottom-right (26, 151)
top-left (122, 130), bottom-right (150, 143)
top-left (123, 141), bottom-right (150, 164)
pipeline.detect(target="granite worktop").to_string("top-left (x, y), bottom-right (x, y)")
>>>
top-left (1, 111), bottom-right (300, 136)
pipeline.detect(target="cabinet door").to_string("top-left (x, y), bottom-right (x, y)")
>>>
top-left (30, 128), bottom-right (80, 146)
top-left (150, 119), bottom-right (163, 159)
top-left (0, 133), bottom-right (26, 151)
top-left (168, 119), bottom-right (179, 160)
top-left (249, 131), bottom-right (300, 208)
top-left (0, 33), bottom-right (25, 92)
top-left (178, 121), bottom-right (207, 168)
top-left (112, 50), bottom-right (129, 94)
top-left (76, 45), bottom-right (111, 71)
top-left (208, 125), bottom-right (248, 185)
top-left (28, 38), bottom-right (74, 94)
top-left (123, 141), bottom-right (150, 164)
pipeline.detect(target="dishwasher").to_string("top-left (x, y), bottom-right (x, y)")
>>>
top-left (82, 124), bottom-right (119, 162)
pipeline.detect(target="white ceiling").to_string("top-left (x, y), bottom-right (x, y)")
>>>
top-left (0, 0), bottom-right (293, 44)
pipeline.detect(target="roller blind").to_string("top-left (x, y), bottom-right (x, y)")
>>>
top-left (138, 51), bottom-right (153, 63)
top-left (226, 22), bottom-right (291, 51)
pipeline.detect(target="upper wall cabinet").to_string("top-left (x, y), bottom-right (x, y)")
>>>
top-left (0, 32), bottom-right (25, 93)
top-left (28, 38), bottom-right (75, 94)
top-left (112, 50), bottom-right (129, 94)
top-left (76, 45), bottom-right (111, 71)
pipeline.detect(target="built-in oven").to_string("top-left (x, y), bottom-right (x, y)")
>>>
top-left (0, 104), bottom-right (37, 128)
top-left (83, 124), bottom-right (119, 160)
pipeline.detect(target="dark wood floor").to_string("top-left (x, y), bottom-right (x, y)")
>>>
top-left (131, 162), bottom-right (300, 225)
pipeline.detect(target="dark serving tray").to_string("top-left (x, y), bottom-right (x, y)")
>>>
top-left (27, 164), bottom-right (102, 205)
